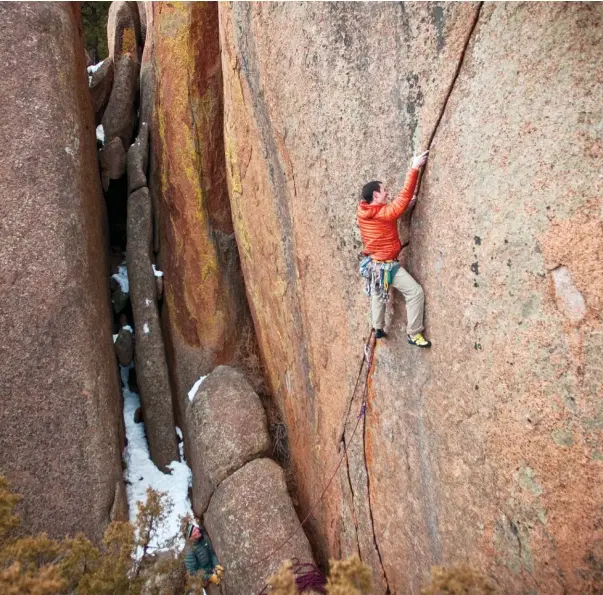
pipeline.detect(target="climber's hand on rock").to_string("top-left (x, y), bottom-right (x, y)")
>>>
top-left (412, 150), bottom-right (429, 169)
top-left (215, 565), bottom-right (224, 576)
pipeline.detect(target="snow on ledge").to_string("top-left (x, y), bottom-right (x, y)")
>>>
top-left (152, 264), bottom-right (164, 277)
top-left (112, 264), bottom-right (129, 293)
top-left (121, 365), bottom-right (193, 558)
top-left (188, 375), bottom-right (207, 403)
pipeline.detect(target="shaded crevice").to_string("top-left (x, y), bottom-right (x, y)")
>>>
top-left (361, 385), bottom-right (392, 595)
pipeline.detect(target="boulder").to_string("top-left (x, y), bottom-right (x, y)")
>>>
top-left (127, 120), bottom-right (149, 194)
top-left (101, 53), bottom-right (139, 150)
top-left (98, 136), bottom-right (127, 191)
top-left (186, 366), bottom-right (271, 515)
top-left (114, 327), bottom-right (134, 366)
top-left (126, 187), bottom-right (178, 471)
top-left (0, 2), bottom-right (125, 541)
top-left (220, 2), bottom-right (603, 593)
top-left (205, 458), bottom-right (314, 595)
top-left (107, 0), bottom-right (142, 63)
top-left (150, 2), bottom-right (259, 428)
top-left (89, 58), bottom-right (114, 125)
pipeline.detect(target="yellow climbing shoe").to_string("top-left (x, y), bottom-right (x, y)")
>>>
top-left (407, 332), bottom-right (432, 348)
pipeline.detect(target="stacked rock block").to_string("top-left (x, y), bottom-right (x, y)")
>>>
top-left (188, 367), bottom-right (315, 595)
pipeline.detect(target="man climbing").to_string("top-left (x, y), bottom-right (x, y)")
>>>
top-left (357, 150), bottom-right (431, 347)
top-left (184, 523), bottom-right (224, 587)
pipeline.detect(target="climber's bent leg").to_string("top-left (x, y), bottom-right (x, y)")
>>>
top-left (391, 267), bottom-right (425, 336)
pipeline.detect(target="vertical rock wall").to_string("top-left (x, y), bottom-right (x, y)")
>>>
top-left (0, 3), bottom-right (126, 541)
top-left (220, 2), bottom-right (603, 593)
top-left (149, 2), bottom-right (257, 423)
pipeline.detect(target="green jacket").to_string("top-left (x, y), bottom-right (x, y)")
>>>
top-left (184, 534), bottom-right (219, 580)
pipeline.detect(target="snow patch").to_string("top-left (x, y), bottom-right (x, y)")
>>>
top-left (87, 59), bottom-right (106, 75)
top-left (112, 265), bottom-right (129, 293)
top-left (143, 323), bottom-right (150, 335)
top-left (152, 264), bottom-right (164, 278)
top-left (96, 124), bottom-right (105, 145)
top-left (113, 334), bottom-right (119, 343)
top-left (122, 325), bottom-right (133, 334)
top-left (188, 376), bottom-right (207, 403)
top-left (121, 365), bottom-right (193, 557)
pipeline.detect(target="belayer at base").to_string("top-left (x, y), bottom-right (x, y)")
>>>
top-left (357, 151), bottom-right (431, 347)
top-left (184, 523), bottom-right (224, 587)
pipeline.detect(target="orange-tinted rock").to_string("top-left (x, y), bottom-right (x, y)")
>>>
top-left (149, 2), bottom-right (258, 425)
top-left (107, 0), bottom-right (142, 63)
top-left (0, 3), bottom-right (125, 541)
top-left (221, 3), bottom-right (603, 593)
top-left (204, 458), bottom-right (315, 595)
top-left (186, 366), bottom-right (271, 516)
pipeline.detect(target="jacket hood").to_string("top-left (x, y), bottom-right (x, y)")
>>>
top-left (357, 200), bottom-right (381, 220)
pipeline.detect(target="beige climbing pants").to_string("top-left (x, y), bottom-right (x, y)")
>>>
top-left (372, 266), bottom-right (425, 336)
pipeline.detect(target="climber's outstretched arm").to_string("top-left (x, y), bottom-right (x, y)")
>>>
top-left (375, 151), bottom-right (429, 221)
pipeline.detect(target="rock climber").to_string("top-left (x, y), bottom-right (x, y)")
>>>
top-left (184, 523), bottom-right (224, 586)
top-left (357, 150), bottom-right (431, 347)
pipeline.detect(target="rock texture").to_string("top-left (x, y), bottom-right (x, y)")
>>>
top-left (98, 135), bottom-right (127, 191)
top-left (127, 120), bottom-right (149, 193)
top-left (149, 2), bottom-right (258, 427)
top-left (221, 2), bottom-right (603, 593)
top-left (101, 53), bottom-right (139, 149)
top-left (205, 458), bottom-right (314, 595)
top-left (126, 187), bottom-right (178, 471)
top-left (89, 58), bottom-right (114, 125)
top-left (186, 366), bottom-right (271, 515)
top-left (0, 3), bottom-right (126, 541)
top-left (107, 0), bottom-right (142, 63)
top-left (114, 327), bottom-right (134, 366)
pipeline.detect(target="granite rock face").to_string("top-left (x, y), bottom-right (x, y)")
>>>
top-left (204, 458), bottom-right (314, 595)
top-left (220, 3), bottom-right (603, 593)
top-left (127, 120), bottom-right (149, 194)
top-left (101, 53), bottom-right (139, 150)
top-left (0, 2), bottom-right (126, 541)
top-left (148, 2), bottom-right (258, 428)
top-left (98, 135), bottom-right (127, 191)
top-left (186, 366), bottom-right (271, 516)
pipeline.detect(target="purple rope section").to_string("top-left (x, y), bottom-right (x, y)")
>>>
top-left (258, 558), bottom-right (327, 594)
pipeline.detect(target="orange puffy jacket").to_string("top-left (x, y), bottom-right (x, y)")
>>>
top-left (357, 168), bottom-right (419, 261)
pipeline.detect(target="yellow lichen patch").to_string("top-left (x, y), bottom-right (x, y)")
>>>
top-left (120, 27), bottom-right (137, 56)
top-left (225, 137), bottom-right (243, 196)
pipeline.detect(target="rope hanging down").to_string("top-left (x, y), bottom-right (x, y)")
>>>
top-left (247, 330), bottom-right (377, 586)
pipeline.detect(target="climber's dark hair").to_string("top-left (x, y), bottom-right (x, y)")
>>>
top-left (361, 181), bottom-right (382, 203)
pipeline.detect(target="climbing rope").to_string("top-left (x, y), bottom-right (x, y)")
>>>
top-left (258, 558), bottom-right (327, 594)
top-left (248, 330), bottom-right (377, 591)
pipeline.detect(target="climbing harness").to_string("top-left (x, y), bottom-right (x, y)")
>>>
top-left (248, 331), bottom-right (377, 593)
top-left (359, 256), bottom-right (400, 303)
